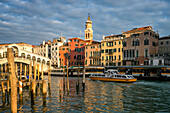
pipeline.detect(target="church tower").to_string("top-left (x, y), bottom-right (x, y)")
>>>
top-left (85, 14), bottom-right (93, 41)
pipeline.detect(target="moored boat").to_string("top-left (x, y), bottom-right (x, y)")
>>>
top-left (89, 69), bottom-right (137, 83)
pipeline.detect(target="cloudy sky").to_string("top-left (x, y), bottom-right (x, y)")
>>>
top-left (0, 0), bottom-right (170, 45)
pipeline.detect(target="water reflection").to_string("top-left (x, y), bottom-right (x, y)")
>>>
top-left (0, 77), bottom-right (170, 112)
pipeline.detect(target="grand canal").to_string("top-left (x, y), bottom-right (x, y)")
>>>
top-left (0, 76), bottom-right (170, 112)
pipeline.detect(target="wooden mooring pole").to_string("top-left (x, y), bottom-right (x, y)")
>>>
top-left (82, 66), bottom-right (85, 92)
top-left (66, 59), bottom-right (69, 94)
top-left (41, 64), bottom-right (44, 80)
top-left (29, 61), bottom-right (32, 82)
top-left (19, 81), bottom-right (23, 105)
top-left (7, 48), bottom-right (17, 113)
top-left (48, 61), bottom-right (51, 95)
top-left (42, 80), bottom-right (47, 106)
top-left (20, 63), bottom-right (22, 80)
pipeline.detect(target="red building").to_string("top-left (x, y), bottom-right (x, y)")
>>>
top-left (67, 37), bottom-right (87, 67)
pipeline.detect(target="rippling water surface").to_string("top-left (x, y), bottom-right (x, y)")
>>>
top-left (0, 76), bottom-right (170, 112)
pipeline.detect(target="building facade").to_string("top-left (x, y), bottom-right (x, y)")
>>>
top-left (67, 38), bottom-right (86, 67)
top-left (33, 40), bottom-right (51, 58)
top-left (122, 26), bottom-right (159, 66)
top-left (85, 42), bottom-right (101, 66)
top-left (59, 44), bottom-right (68, 68)
top-left (51, 37), bottom-right (66, 68)
top-left (101, 34), bottom-right (123, 66)
top-left (158, 36), bottom-right (170, 54)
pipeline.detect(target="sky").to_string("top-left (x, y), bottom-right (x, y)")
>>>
top-left (0, 0), bottom-right (170, 45)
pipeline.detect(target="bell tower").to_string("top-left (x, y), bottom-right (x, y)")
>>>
top-left (85, 13), bottom-right (93, 41)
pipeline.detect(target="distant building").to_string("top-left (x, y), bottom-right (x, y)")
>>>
top-left (122, 26), bottom-right (159, 66)
top-left (51, 37), bottom-right (66, 68)
top-left (149, 54), bottom-right (170, 66)
top-left (67, 38), bottom-right (86, 67)
top-left (158, 36), bottom-right (170, 54)
top-left (33, 40), bottom-right (51, 58)
top-left (59, 43), bottom-right (68, 68)
top-left (85, 41), bottom-right (101, 66)
top-left (101, 34), bottom-right (123, 66)
top-left (0, 42), bottom-right (35, 58)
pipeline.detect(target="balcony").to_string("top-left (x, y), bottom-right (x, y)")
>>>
top-left (91, 55), bottom-right (100, 59)
top-left (123, 57), bottom-right (135, 61)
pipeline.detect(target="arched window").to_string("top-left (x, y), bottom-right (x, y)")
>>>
top-left (145, 49), bottom-right (148, 58)
top-left (132, 39), bottom-right (135, 46)
top-left (123, 41), bottom-right (126, 47)
top-left (136, 50), bottom-right (139, 58)
top-left (136, 39), bottom-right (140, 46)
top-left (144, 39), bottom-right (149, 45)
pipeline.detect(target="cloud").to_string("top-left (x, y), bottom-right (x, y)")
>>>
top-left (0, 0), bottom-right (170, 45)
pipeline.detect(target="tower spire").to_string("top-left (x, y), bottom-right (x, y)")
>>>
top-left (88, 13), bottom-right (90, 20)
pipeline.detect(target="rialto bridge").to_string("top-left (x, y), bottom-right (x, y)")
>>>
top-left (0, 44), bottom-right (51, 74)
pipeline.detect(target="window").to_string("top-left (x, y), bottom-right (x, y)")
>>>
top-left (101, 50), bottom-right (104, 53)
top-left (102, 56), bottom-right (104, 61)
top-left (152, 42), bottom-right (156, 47)
top-left (136, 39), bottom-right (140, 46)
top-left (105, 49), bottom-right (108, 53)
top-left (119, 55), bottom-right (121, 60)
top-left (144, 32), bottom-right (149, 36)
top-left (80, 44), bottom-right (84, 46)
top-left (123, 41), bottom-right (126, 47)
top-left (90, 52), bottom-right (92, 57)
top-left (85, 46), bottom-right (87, 49)
top-left (114, 42), bottom-right (116, 45)
top-left (132, 39), bottom-right (135, 46)
top-left (86, 52), bottom-right (87, 57)
top-left (74, 55), bottom-right (76, 59)
top-left (136, 50), bottom-right (139, 58)
top-left (118, 48), bottom-right (120, 52)
top-left (102, 43), bottom-right (104, 46)
top-left (75, 44), bottom-right (79, 46)
top-left (90, 60), bottom-right (92, 65)
top-left (166, 41), bottom-right (169, 45)
top-left (119, 41), bottom-right (121, 45)
top-left (114, 48), bottom-right (117, 52)
top-left (85, 60), bottom-right (87, 65)
top-left (114, 56), bottom-right (116, 60)
top-left (144, 39), bottom-right (149, 45)
top-left (160, 42), bottom-right (163, 45)
top-left (145, 49), bottom-right (148, 58)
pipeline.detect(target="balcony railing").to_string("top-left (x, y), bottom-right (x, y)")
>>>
top-left (123, 57), bottom-right (135, 60)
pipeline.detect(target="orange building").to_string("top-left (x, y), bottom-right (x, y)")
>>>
top-left (59, 44), bottom-right (68, 68)
top-left (85, 42), bottom-right (101, 66)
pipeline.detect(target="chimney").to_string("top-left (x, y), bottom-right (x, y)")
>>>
top-left (102, 35), bottom-right (105, 40)
top-left (43, 41), bottom-right (45, 45)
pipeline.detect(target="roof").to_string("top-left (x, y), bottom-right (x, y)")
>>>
top-left (123, 26), bottom-right (152, 34)
top-left (105, 34), bottom-right (122, 38)
top-left (159, 36), bottom-right (170, 40)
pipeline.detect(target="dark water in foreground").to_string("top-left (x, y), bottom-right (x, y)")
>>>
top-left (0, 76), bottom-right (170, 113)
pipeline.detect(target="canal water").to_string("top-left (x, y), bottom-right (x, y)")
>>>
top-left (0, 76), bottom-right (170, 112)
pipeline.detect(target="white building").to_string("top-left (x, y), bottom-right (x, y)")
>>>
top-left (33, 40), bottom-right (51, 59)
top-left (33, 37), bottom-right (66, 68)
top-left (51, 37), bottom-right (66, 68)
top-left (149, 54), bottom-right (170, 66)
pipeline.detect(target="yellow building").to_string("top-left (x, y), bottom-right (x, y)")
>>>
top-left (101, 34), bottom-right (123, 66)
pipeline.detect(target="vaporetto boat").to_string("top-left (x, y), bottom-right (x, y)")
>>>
top-left (89, 69), bottom-right (137, 83)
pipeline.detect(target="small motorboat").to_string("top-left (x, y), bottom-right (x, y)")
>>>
top-left (89, 69), bottom-right (137, 83)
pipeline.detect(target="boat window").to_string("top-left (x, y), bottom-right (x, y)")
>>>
top-left (122, 76), bottom-right (126, 78)
top-left (117, 75), bottom-right (121, 78)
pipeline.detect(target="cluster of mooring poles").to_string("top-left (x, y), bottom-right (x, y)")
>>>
top-left (0, 48), bottom-right (51, 113)
top-left (59, 59), bottom-right (86, 99)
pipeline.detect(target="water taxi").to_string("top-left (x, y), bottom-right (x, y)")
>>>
top-left (89, 69), bottom-right (137, 83)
